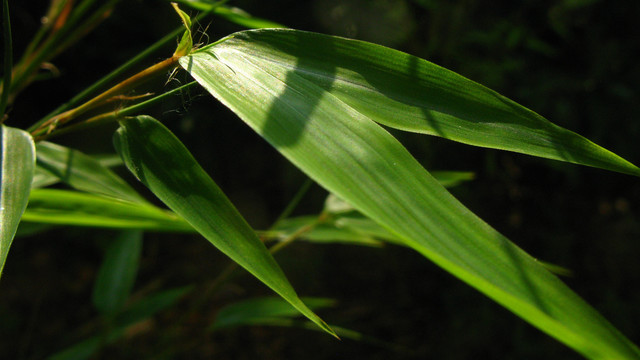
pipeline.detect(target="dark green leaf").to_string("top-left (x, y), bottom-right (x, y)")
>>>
top-left (92, 230), bottom-right (143, 316)
top-left (36, 142), bottom-right (145, 203)
top-left (212, 296), bottom-right (336, 330)
top-left (50, 286), bottom-right (190, 360)
top-left (0, 125), bottom-right (35, 278)
top-left (22, 189), bottom-right (194, 232)
top-left (113, 115), bottom-right (336, 337)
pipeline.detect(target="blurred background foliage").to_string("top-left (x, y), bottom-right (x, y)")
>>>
top-left (2, 0), bottom-right (640, 358)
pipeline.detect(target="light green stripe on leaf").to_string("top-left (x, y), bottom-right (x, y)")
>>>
top-left (36, 141), bottom-right (145, 203)
top-left (113, 115), bottom-right (335, 338)
top-left (0, 125), bottom-right (35, 278)
top-left (179, 29), bottom-right (640, 359)
top-left (22, 188), bottom-right (193, 232)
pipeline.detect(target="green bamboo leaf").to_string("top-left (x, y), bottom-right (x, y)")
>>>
top-left (1, 0), bottom-right (12, 118)
top-left (113, 115), bottom-right (336, 338)
top-left (31, 165), bottom-right (59, 188)
top-left (212, 296), bottom-right (336, 330)
top-left (22, 189), bottom-right (193, 232)
top-left (50, 286), bottom-right (191, 360)
top-left (36, 142), bottom-right (145, 203)
top-left (182, 29), bottom-right (638, 176)
top-left (113, 285), bottom-right (192, 328)
top-left (211, 296), bottom-right (410, 354)
top-left (180, 30), bottom-right (640, 359)
top-left (92, 230), bottom-right (143, 316)
top-left (171, 0), bottom-right (286, 28)
top-left (430, 170), bottom-right (475, 188)
top-left (171, 2), bottom-right (193, 57)
top-left (272, 215), bottom-right (384, 247)
top-left (0, 125), bottom-right (35, 278)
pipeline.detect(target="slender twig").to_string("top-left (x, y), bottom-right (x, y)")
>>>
top-left (271, 177), bottom-right (314, 229)
top-left (0, 0), bottom-right (12, 121)
top-left (29, 4), bottom-right (222, 133)
top-left (38, 80), bottom-right (199, 140)
top-left (9, 0), bottom-right (122, 105)
top-left (31, 55), bottom-right (181, 139)
top-left (17, 0), bottom-right (68, 66)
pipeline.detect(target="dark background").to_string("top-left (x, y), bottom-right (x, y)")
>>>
top-left (2, 0), bottom-right (640, 358)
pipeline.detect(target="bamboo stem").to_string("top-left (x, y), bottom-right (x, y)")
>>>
top-left (31, 55), bottom-right (180, 138)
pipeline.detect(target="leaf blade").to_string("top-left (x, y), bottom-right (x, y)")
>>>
top-left (22, 189), bottom-right (193, 232)
top-left (113, 115), bottom-right (335, 337)
top-left (92, 230), bottom-right (143, 316)
top-left (0, 125), bottom-right (35, 278)
top-left (183, 29), bottom-right (639, 176)
top-left (180, 30), bottom-right (640, 359)
top-left (35, 141), bottom-right (145, 203)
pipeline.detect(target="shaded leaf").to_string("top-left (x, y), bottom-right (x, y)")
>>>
top-left (113, 115), bottom-right (336, 337)
top-left (180, 29), bottom-right (640, 359)
top-left (31, 164), bottom-right (59, 188)
top-left (430, 170), bottom-right (475, 188)
top-left (22, 189), bottom-right (193, 232)
top-left (0, 125), bottom-right (35, 278)
top-left (212, 296), bottom-right (411, 354)
top-left (92, 230), bottom-right (143, 316)
top-left (50, 286), bottom-right (190, 360)
top-left (36, 141), bottom-right (145, 203)
top-left (212, 296), bottom-right (335, 330)
top-left (113, 285), bottom-right (192, 328)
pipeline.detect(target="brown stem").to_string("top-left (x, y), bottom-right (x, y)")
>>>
top-left (32, 55), bottom-right (180, 138)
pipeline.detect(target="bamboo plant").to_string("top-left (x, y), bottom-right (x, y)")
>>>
top-left (1, 1), bottom-right (639, 359)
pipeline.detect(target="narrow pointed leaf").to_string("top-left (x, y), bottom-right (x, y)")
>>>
top-left (36, 142), bottom-right (145, 203)
top-left (113, 285), bottom-right (192, 328)
top-left (183, 29), bottom-right (638, 176)
top-left (22, 189), bottom-right (193, 232)
top-left (272, 215), bottom-right (384, 247)
top-left (171, 1), bottom-right (286, 29)
top-left (212, 296), bottom-right (410, 354)
top-left (430, 170), bottom-right (475, 188)
top-left (171, 2), bottom-right (193, 57)
top-left (31, 165), bottom-right (59, 188)
top-left (212, 296), bottom-right (335, 330)
top-left (181, 31), bottom-right (640, 359)
top-left (50, 286), bottom-right (191, 360)
top-left (92, 230), bottom-right (143, 316)
top-left (113, 115), bottom-right (335, 337)
top-left (0, 125), bottom-right (35, 278)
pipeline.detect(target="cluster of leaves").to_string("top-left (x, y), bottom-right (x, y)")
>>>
top-left (1, 1), bottom-right (639, 358)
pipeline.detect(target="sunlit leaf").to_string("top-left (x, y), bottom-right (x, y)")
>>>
top-left (181, 29), bottom-right (638, 176)
top-left (36, 141), bottom-right (145, 203)
top-left (0, 125), bottom-right (35, 278)
top-left (22, 189), bottom-right (193, 232)
top-left (180, 29), bottom-right (640, 359)
top-left (92, 230), bottom-right (143, 316)
top-left (113, 115), bottom-right (336, 337)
